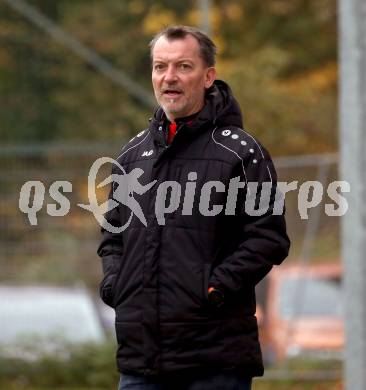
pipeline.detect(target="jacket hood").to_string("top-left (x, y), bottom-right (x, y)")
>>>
top-left (151, 79), bottom-right (243, 130)
top-left (200, 79), bottom-right (243, 128)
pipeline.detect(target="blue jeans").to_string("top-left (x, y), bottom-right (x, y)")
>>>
top-left (118, 372), bottom-right (252, 390)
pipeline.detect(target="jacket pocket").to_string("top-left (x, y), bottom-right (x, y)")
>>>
top-left (99, 273), bottom-right (117, 308)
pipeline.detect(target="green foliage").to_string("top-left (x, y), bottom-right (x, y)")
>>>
top-left (0, 0), bottom-right (337, 154)
top-left (215, 0), bottom-right (337, 154)
top-left (0, 339), bottom-right (119, 388)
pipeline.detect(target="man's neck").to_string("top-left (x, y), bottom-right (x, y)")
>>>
top-left (165, 107), bottom-right (204, 124)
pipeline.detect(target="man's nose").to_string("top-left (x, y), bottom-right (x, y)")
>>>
top-left (163, 66), bottom-right (178, 83)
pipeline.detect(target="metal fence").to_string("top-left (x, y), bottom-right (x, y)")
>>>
top-left (0, 143), bottom-right (122, 287)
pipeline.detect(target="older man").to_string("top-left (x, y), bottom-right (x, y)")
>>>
top-left (98, 25), bottom-right (290, 390)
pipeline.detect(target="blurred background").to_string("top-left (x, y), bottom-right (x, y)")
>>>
top-left (0, 0), bottom-right (343, 389)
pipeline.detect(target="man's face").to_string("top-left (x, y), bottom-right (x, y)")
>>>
top-left (151, 35), bottom-right (216, 121)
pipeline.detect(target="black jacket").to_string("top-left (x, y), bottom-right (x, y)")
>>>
top-left (97, 80), bottom-right (290, 377)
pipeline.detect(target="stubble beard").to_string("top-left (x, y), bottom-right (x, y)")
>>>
top-left (160, 96), bottom-right (187, 118)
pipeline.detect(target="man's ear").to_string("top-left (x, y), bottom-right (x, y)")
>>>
top-left (205, 67), bottom-right (216, 89)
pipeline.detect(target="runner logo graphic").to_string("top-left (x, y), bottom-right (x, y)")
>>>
top-left (78, 157), bottom-right (156, 233)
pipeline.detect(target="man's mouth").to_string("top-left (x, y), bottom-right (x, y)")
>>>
top-left (163, 89), bottom-right (183, 98)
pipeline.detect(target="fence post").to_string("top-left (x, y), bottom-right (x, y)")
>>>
top-left (338, 0), bottom-right (366, 388)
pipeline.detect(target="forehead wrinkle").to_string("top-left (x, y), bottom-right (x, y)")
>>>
top-left (153, 56), bottom-right (194, 64)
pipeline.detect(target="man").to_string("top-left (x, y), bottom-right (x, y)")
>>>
top-left (98, 25), bottom-right (290, 390)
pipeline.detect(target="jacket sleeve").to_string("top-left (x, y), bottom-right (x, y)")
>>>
top-left (97, 167), bottom-right (124, 308)
top-left (209, 145), bottom-right (290, 295)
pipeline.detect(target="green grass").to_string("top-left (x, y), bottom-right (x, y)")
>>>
top-left (254, 381), bottom-right (342, 390)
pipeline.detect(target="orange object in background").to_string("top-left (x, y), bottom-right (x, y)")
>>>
top-left (257, 263), bottom-right (344, 363)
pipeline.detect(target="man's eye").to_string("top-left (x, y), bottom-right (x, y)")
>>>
top-left (154, 64), bottom-right (165, 71)
top-left (180, 63), bottom-right (191, 70)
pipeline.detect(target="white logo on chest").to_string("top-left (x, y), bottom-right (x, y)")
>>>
top-left (141, 150), bottom-right (153, 157)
